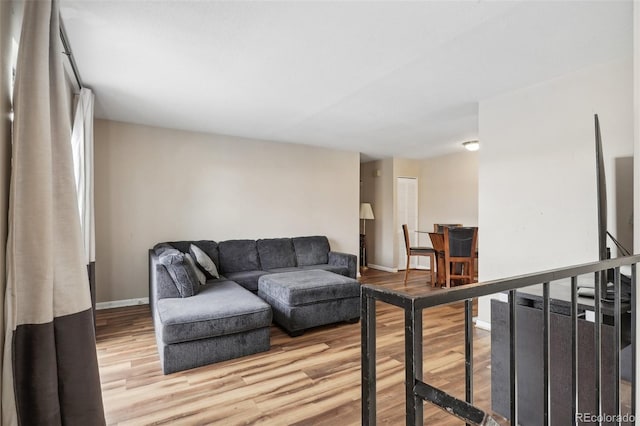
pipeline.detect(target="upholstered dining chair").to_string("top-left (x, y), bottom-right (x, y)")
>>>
top-left (402, 224), bottom-right (436, 286)
top-left (434, 223), bottom-right (463, 233)
top-left (443, 226), bottom-right (478, 287)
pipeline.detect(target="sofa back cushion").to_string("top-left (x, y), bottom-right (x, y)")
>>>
top-left (218, 239), bottom-right (260, 273)
top-left (257, 238), bottom-right (297, 270)
top-left (292, 236), bottom-right (330, 266)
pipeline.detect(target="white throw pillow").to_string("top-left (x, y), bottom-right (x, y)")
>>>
top-left (189, 244), bottom-right (220, 279)
top-left (184, 253), bottom-right (206, 285)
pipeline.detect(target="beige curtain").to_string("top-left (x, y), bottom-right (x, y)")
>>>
top-left (2, 0), bottom-right (104, 424)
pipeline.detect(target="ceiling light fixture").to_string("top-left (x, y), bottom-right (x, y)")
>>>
top-left (463, 140), bottom-right (479, 151)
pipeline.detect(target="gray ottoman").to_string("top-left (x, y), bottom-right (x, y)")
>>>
top-left (258, 269), bottom-right (360, 336)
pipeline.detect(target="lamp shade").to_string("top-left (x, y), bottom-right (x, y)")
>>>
top-left (359, 203), bottom-right (375, 220)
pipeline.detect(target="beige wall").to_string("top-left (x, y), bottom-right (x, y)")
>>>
top-left (360, 159), bottom-right (395, 270)
top-left (394, 158), bottom-right (420, 178)
top-left (359, 161), bottom-right (375, 267)
top-left (94, 119), bottom-right (360, 303)
top-left (418, 151), bottom-right (479, 231)
top-left (361, 154), bottom-right (479, 271)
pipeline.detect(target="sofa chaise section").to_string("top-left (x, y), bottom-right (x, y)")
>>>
top-left (150, 247), bottom-right (271, 374)
top-left (155, 280), bottom-right (272, 374)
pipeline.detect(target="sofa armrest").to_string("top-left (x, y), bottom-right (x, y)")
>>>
top-left (328, 251), bottom-right (357, 278)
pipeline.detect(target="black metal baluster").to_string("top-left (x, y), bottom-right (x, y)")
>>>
top-left (632, 263), bottom-right (637, 419)
top-left (509, 290), bottom-right (518, 425)
top-left (465, 299), bottom-right (473, 426)
top-left (361, 290), bottom-right (376, 425)
top-left (405, 301), bottom-right (423, 425)
top-left (614, 267), bottom-right (621, 420)
top-left (543, 282), bottom-right (550, 426)
top-left (571, 276), bottom-right (579, 421)
top-left (595, 271), bottom-right (602, 421)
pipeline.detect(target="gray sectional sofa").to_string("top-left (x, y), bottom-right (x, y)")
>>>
top-left (149, 236), bottom-right (358, 374)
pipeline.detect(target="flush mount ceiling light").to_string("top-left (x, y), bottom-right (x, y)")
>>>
top-left (463, 140), bottom-right (479, 151)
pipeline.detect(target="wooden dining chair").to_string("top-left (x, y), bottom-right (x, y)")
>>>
top-left (443, 226), bottom-right (478, 287)
top-left (402, 224), bottom-right (436, 286)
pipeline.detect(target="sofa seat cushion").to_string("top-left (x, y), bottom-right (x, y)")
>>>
top-left (156, 280), bottom-right (272, 345)
top-left (266, 267), bottom-right (301, 274)
top-left (224, 270), bottom-right (270, 292)
top-left (267, 265), bottom-right (348, 276)
top-left (258, 270), bottom-right (360, 306)
top-left (257, 238), bottom-right (297, 270)
top-left (219, 240), bottom-right (260, 273)
top-left (299, 264), bottom-right (349, 277)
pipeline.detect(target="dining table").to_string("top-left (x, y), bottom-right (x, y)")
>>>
top-left (416, 230), bottom-right (447, 287)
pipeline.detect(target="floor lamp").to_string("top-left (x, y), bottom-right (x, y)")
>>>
top-left (360, 203), bottom-right (375, 270)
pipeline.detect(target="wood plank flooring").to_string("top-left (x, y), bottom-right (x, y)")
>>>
top-left (95, 269), bottom-right (496, 425)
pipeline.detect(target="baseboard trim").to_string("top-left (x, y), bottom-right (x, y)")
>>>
top-left (414, 265), bottom-right (433, 271)
top-left (474, 318), bottom-right (491, 331)
top-left (368, 264), bottom-right (398, 273)
top-left (96, 297), bottom-right (149, 310)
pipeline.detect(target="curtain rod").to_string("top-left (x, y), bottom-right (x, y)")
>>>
top-left (59, 21), bottom-right (83, 90)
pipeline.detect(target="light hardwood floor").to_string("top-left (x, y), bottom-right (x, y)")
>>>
top-left (95, 269), bottom-right (496, 425)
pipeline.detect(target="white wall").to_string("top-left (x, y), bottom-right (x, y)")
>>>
top-left (634, 1), bottom-right (640, 254)
top-left (94, 119), bottom-right (360, 303)
top-left (477, 59), bottom-right (634, 324)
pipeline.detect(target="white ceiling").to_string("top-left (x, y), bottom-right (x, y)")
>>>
top-left (59, 1), bottom-right (633, 161)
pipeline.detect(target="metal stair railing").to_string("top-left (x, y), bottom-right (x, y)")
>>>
top-left (361, 255), bottom-right (640, 425)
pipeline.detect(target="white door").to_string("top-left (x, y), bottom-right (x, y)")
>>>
top-left (397, 177), bottom-right (420, 270)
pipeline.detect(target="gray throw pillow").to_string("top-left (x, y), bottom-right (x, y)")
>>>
top-left (185, 253), bottom-right (206, 285)
top-left (153, 243), bottom-right (176, 257)
top-left (158, 252), bottom-right (198, 297)
top-left (189, 244), bottom-right (220, 279)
